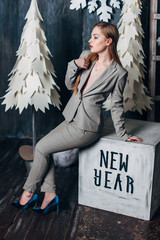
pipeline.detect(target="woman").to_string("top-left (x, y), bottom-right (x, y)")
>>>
top-left (11, 22), bottom-right (142, 214)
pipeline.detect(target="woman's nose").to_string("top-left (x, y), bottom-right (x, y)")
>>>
top-left (88, 38), bottom-right (91, 43)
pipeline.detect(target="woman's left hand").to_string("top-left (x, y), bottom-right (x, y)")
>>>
top-left (126, 136), bottom-right (143, 142)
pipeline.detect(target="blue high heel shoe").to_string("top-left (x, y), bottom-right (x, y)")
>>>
top-left (33, 195), bottom-right (59, 214)
top-left (11, 194), bottom-right (38, 210)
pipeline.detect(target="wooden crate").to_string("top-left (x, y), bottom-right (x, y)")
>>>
top-left (78, 118), bottom-right (160, 220)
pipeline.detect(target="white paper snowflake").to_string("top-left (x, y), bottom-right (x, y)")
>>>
top-left (110, 0), bottom-right (121, 8)
top-left (88, 0), bottom-right (98, 13)
top-left (70, 0), bottom-right (121, 22)
top-left (70, 0), bottom-right (87, 10)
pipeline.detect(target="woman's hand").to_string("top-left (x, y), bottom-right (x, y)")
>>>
top-left (74, 58), bottom-right (90, 69)
top-left (126, 136), bottom-right (143, 142)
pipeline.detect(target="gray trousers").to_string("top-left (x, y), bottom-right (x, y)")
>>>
top-left (23, 120), bottom-right (100, 193)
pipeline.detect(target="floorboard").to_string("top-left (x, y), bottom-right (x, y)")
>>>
top-left (0, 138), bottom-right (160, 240)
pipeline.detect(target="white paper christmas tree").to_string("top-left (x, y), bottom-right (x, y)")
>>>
top-left (2, 0), bottom-right (61, 114)
top-left (103, 0), bottom-right (153, 114)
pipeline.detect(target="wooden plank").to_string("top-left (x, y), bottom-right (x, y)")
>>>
top-left (24, 165), bottom-right (78, 240)
top-left (24, 210), bottom-right (57, 240)
top-left (0, 139), bottom-right (11, 159)
top-left (154, 95), bottom-right (160, 101)
top-left (0, 179), bottom-right (25, 238)
top-left (0, 142), bottom-right (27, 211)
top-left (148, 0), bottom-right (158, 120)
top-left (43, 206), bottom-right (78, 240)
top-left (152, 55), bottom-right (160, 61)
top-left (154, 13), bottom-right (160, 19)
top-left (74, 205), bottom-right (160, 240)
top-left (4, 211), bottom-right (41, 240)
top-left (0, 138), bottom-right (30, 239)
top-left (64, 205), bottom-right (81, 240)
top-left (0, 147), bottom-right (22, 175)
top-left (43, 166), bottom-right (78, 240)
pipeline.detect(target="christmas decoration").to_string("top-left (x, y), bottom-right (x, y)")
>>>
top-left (2, 0), bottom-right (61, 114)
top-left (103, 0), bottom-right (153, 114)
top-left (70, 0), bottom-right (121, 22)
top-left (1, 0), bottom-right (61, 168)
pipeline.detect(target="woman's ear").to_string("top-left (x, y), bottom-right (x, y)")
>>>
top-left (106, 38), bottom-right (112, 46)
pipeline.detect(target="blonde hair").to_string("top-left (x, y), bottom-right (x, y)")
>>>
top-left (73, 22), bottom-right (121, 94)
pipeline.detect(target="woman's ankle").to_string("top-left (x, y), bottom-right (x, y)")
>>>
top-left (44, 192), bottom-right (56, 199)
top-left (41, 192), bottom-right (56, 209)
top-left (20, 191), bottom-right (33, 205)
top-left (24, 190), bottom-right (33, 198)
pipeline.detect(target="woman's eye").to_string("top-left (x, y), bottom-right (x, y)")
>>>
top-left (94, 36), bottom-right (98, 39)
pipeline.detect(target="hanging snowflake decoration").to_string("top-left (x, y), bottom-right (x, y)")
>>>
top-left (70, 0), bottom-right (121, 22)
top-left (70, 0), bottom-right (87, 10)
top-left (110, 0), bottom-right (121, 8)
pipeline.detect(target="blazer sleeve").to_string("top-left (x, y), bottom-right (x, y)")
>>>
top-left (65, 50), bottom-right (90, 90)
top-left (110, 71), bottom-right (131, 141)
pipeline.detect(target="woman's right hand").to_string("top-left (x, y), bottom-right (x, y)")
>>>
top-left (126, 136), bottom-right (143, 142)
top-left (74, 58), bottom-right (90, 69)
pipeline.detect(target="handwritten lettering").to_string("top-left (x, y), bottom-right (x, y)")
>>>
top-left (93, 150), bottom-right (134, 194)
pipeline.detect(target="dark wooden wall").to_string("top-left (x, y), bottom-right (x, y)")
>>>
top-left (0, 0), bottom-right (150, 138)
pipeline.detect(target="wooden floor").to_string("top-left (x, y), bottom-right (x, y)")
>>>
top-left (0, 138), bottom-right (160, 240)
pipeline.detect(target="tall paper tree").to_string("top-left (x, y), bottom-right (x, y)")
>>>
top-left (2, 0), bottom-right (61, 114)
top-left (103, 0), bottom-right (153, 114)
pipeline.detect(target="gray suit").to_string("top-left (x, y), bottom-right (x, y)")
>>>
top-left (23, 51), bottom-right (131, 194)
top-left (63, 50), bottom-right (130, 141)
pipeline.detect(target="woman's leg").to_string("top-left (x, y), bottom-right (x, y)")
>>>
top-left (23, 121), bottom-right (70, 194)
top-left (20, 121), bottom-right (68, 205)
top-left (20, 120), bottom-right (100, 206)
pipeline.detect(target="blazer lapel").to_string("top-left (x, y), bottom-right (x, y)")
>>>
top-left (78, 61), bottom-right (96, 93)
top-left (82, 59), bottom-right (117, 95)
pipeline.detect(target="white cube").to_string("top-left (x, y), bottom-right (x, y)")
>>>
top-left (78, 118), bottom-right (160, 220)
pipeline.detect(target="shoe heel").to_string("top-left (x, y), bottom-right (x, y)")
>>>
top-left (56, 204), bottom-right (59, 214)
top-left (34, 202), bottom-right (38, 208)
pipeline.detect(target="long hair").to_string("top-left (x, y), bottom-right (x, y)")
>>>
top-left (73, 22), bottom-right (121, 94)
top-left (73, 53), bottom-right (98, 93)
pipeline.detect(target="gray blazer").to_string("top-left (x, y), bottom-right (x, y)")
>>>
top-left (63, 50), bottom-right (131, 141)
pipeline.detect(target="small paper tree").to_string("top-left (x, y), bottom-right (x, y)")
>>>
top-left (103, 0), bottom-right (153, 114)
top-left (2, 0), bottom-right (61, 150)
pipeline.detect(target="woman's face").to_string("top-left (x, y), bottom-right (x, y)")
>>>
top-left (88, 26), bottom-right (108, 53)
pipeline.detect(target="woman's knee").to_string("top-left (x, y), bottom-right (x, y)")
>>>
top-left (35, 139), bottom-right (44, 154)
top-left (34, 138), bottom-right (51, 157)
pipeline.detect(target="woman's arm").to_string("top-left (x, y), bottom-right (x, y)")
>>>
top-left (64, 60), bottom-right (80, 90)
top-left (65, 51), bottom-right (90, 90)
top-left (110, 72), bottom-right (142, 142)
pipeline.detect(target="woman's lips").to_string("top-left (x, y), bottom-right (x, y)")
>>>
top-left (89, 45), bottom-right (93, 48)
